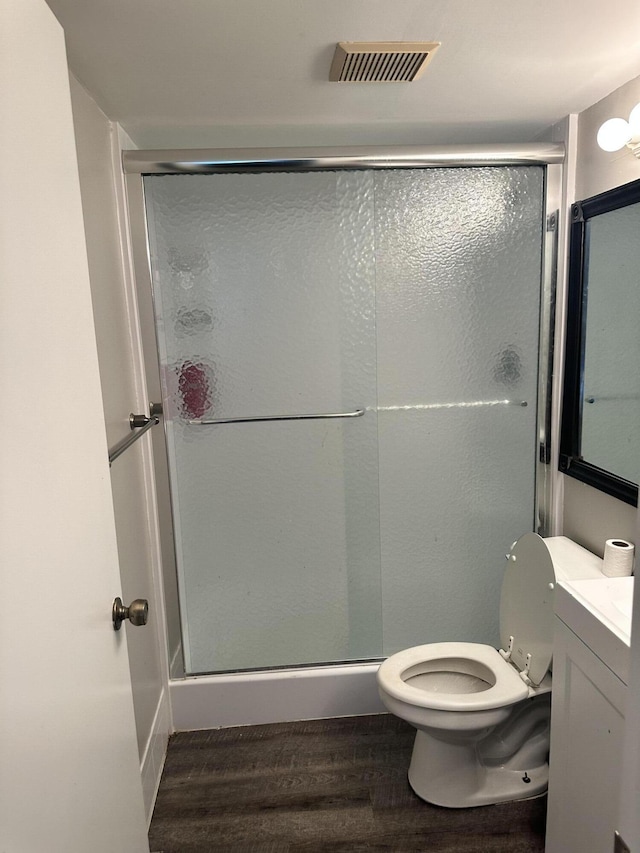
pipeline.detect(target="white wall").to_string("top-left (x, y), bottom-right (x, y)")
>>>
top-left (126, 122), bottom-right (547, 150)
top-left (69, 76), bottom-right (170, 822)
top-left (558, 74), bottom-right (640, 555)
top-left (575, 75), bottom-right (640, 200)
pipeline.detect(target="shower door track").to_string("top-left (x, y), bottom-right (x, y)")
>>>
top-left (124, 143), bottom-right (563, 175)
top-left (124, 144), bottom-right (564, 684)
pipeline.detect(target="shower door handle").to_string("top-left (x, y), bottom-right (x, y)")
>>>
top-left (188, 408), bottom-right (366, 425)
top-left (112, 597), bottom-right (149, 631)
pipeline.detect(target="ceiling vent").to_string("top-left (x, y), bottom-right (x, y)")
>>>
top-left (329, 41), bottom-right (440, 83)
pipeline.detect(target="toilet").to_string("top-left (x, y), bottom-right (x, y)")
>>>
top-left (376, 533), bottom-right (604, 808)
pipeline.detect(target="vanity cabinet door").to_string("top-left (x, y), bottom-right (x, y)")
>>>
top-left (546, 619), bottom-right (627, 853)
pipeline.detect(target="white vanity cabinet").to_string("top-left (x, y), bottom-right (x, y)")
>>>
top-left (546, 577), bottom-right (632, 853)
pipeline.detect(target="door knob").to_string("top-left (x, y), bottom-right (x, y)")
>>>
top-left (112, 597), bottom-right (149, 631)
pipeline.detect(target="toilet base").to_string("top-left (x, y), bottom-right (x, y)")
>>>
top-left (408, 730), bottom-right (548, 808)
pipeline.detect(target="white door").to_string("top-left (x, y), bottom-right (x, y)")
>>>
top-left (0, 1), bottom-right (149, 851)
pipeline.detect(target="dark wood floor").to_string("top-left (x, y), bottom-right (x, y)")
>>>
top-left (149, 714), bottom-right (546, 852)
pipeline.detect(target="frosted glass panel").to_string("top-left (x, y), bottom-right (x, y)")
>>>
top-left (374, 168), bottom-right (543, 653)
top-left (144, 172), bottom-right (381, 673)
top-left (378, 404), bottom-right (537, 652)
top-left (375, 169), bottom-right (542, 404)
top-left (143, 165), bottom-right (545, 674)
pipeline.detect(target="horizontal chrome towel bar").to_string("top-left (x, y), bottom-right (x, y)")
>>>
top-left (187, 401), bottom-right (528, 425)
top-left (108, 403), bottom-right (163, 465)
top-left (188, 408), bottom-right (365, 425)
top-left (377, 400), bottom-right (528, 411)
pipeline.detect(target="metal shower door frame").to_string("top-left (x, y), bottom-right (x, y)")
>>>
top-left (123, 144), bottom-right (564, 678)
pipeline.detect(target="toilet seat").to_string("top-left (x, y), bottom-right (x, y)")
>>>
top-left (378, 642), bottom-right (530, 712)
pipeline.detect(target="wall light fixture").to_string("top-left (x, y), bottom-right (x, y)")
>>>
top-left (597, 102), bottom-right (640, 157)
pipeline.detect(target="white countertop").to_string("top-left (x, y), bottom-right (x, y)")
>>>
top-left (555, 576), bottom-right (633, 685)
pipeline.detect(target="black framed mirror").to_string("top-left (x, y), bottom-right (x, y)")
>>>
top-left (560, 177), bottom-right (640, 507)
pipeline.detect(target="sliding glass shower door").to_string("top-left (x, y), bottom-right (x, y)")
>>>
top-left (143, 166), bottom-right (544, 675)
top-left (145, 171), bottom-right (381, 673)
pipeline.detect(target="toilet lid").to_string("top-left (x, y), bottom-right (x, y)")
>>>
top-left (499, 532), bottom-right (555, 686)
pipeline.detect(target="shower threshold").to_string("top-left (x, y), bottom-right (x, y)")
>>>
top-left (169, 660), bottom-right (384, 731)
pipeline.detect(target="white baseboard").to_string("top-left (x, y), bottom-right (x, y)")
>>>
top-left (140, 686), bottom-right (172, 826)
top-left (170, 662), bottom-right (385, 731)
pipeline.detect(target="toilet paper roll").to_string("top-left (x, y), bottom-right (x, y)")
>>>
top-left (602, 539), bottom-right (635, 577)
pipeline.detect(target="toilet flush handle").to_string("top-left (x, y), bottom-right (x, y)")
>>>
top-left (112, 597), bottom-right (149, 631)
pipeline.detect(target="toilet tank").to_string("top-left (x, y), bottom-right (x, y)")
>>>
top-left (499, 534), bottom-right (603, 685)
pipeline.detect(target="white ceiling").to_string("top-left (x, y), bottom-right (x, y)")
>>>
top-left (47, 0), bottom-right (640, 149)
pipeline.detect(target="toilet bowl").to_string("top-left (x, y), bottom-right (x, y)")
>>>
top-left (377, 534), bottom-right (604, 808)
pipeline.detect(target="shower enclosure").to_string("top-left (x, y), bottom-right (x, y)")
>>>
top-left (125, 146), bottom-right (561, 678)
